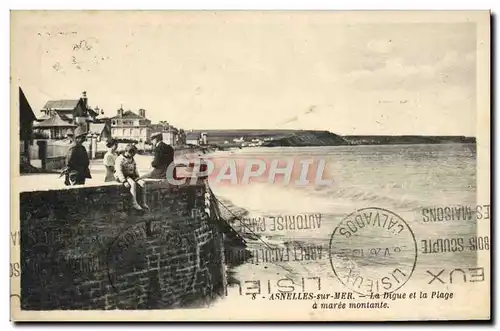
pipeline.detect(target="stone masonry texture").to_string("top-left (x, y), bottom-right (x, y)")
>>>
top-left (19, 181), bottom-right (226, 310)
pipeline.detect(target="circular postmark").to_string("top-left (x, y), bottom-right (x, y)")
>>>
top-left (106, 219), bottom-right (199, 309)
top-left (329, 207), bottom-right (417, 296)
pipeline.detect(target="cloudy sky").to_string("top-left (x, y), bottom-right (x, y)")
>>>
top-left (12, 11), bottom-right (479, 135)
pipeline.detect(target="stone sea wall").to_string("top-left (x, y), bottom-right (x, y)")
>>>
top-left (19, 181), bottom-right (226, 310)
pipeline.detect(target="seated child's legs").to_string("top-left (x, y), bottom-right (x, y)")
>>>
top-left (136, 180), bottom-right (149, 209)
top-left (126, 177), bottom-right (143, 210)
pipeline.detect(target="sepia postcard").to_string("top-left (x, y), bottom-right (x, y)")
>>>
top-left (10, 10), bottom-right (490, 322)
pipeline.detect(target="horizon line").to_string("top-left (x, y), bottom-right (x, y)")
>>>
top-left (181, 129), bottom-right (476, 138)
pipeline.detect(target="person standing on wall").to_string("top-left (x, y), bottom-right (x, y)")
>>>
top-left (141, 132), bottom-right (175, 180)
top-left (64, 126), bottom-right (91, 186)
top-left (103, 139), bottom-right (118, 182)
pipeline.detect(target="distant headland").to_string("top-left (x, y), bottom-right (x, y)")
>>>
top-left (187, 129), bottom-right (476, 149)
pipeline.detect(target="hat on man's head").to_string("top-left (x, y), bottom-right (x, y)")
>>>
top-left (74, 126), bottom-right (87, 138)
top-left (151, 132), bottom-right (163, 140)
top-left (106, 139), bottom-right (118, 148)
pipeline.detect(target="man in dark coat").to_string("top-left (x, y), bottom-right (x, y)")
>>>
top-left (64, 126), bottom-right (91, 185)
top-left (142, 132), bottom-right (175, 180)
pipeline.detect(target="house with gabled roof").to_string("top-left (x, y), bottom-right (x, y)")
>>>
top-left (88, 122), bottom-right (112, 142)
top-left (186, 131), bottom-right (201, 146)
top-left (110, 107), bottom-right (152, 142)
top-left (33, 112), bottom-right (77, 139)
top-left (20, 87), bottom-right (36, 141)
top-left (149, 122), bottom-right (180, 146)
top-left (35, 91), bottom-right (100, 139)
top-left (39, 91), bottom-right (98, 123)
top-left (19, 87), bottom-right (37, 172)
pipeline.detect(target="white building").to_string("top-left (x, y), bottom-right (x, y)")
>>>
top-left (162, 127), bottom-right (178, 146)
top-left (185, 131), bottom-right (207, 146)
top-left (186, 132), bottom-right (200, 145)
top-left (110, 107), bottom-right (152, 142)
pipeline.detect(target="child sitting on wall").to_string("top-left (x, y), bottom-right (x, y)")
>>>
top-left (114, 144), bottom-right (149, 211)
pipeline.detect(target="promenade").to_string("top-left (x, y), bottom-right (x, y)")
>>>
top-left (15, 153), bottom-right (201, 192)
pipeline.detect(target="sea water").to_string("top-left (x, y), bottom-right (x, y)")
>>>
top-left (210, 144), bottom-right (478, 287)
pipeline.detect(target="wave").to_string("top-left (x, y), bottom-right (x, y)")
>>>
top-left (304, 183), bottom-right (428, 212)
top-left (212, 180), bottom-right (427, 232)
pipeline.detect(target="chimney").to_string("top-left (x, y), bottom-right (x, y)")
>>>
top-left (82, 91), bottom-right (88, 108)
top-left (139, 109), bottom-right (146, 118)
top-left (117, 107), bottom-right (123, 117)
